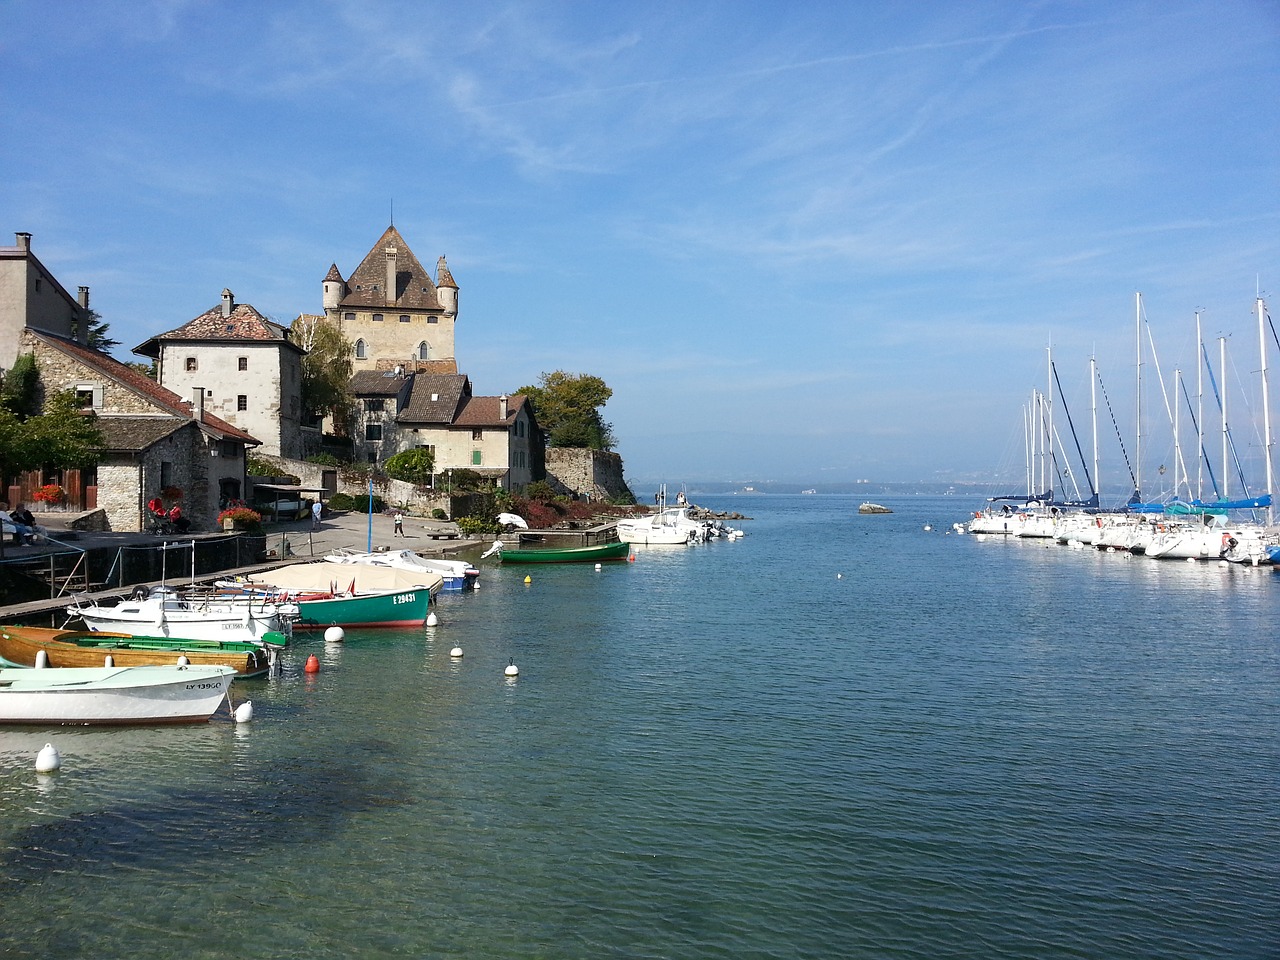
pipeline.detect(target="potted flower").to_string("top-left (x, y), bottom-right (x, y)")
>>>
top-left (32, 484), bottom-right (66, 506)
top-left (217, 506), bottom-right (263, 532)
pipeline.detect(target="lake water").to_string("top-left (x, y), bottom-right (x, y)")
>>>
top-left (0, 495), bottom-right (1276, 959)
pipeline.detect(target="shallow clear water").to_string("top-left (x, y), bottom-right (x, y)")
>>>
top-left (0, 496), bottom-right (1276, 959)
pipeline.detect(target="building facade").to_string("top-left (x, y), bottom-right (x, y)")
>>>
top-left (0, 232), bottom-right (89, 372)
top-left (134, 289), bottom-right (306, 459)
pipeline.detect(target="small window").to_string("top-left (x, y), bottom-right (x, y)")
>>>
top-left (366, 423), bottom-right (383, 441)
top-left (75, 388), bottom-right (94, 409)
top-left (372, 313), bottom-right (384, 322)
top-left (355, 339), bottom-right (366, 359)
top-left (185, 357), bottom-right (198, 371)
top-left (237, 395), bottom-right (248, 411)
top-left (344, 312), bottom-right (355, 322)
top-left (35, 278), bottom-right (42, 292)
top-left (472, 429), bottom-right (483, 442)
top-left (427, 316), bottom-right (438, 324)
top-left (399, 315), bottom-right (410, 323)
top-left (238, 357), bottom-right (248, 371)
top-left (472, 450), bottom-right (482, 465)
top-left (160, 462), bottom-right (173, 489)
top-left (365, 398), bottom-right (385, 413)
top-left (517, 420), bottom-right (525, 438)
top-left (417, 342), bottom-right (429, 360)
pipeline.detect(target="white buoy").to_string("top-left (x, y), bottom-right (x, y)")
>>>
top-left (450, 646), bottom-right (463, 658)
top-left (35, 650), bottom-right (48, 669)
top-left (176, 655), bottom-right (190, 666)
top-left (104, 654), bottom-right (114, 667)
top-left (504, 659), bottom-right (519, 678)
top-left (36, 743), bottom-right (61, 773)
top-left (234, 700), bottom-right (254, 723)
top-left (324, 625), bottom-right (345, 643)
top-left (426, 611), bottom-right (438, 627)
top-left (595, 563), bottom-right (602, 571)
top-left (836, 573), bottom-right (843, 579)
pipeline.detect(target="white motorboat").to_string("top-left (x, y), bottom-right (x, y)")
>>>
top-left (0, 663), bottom-right (236, 725)
top-left (72, 587), bottom-right (294, 644)
top-left (617, 506), bottom-right (710, 545)
top-left (325, 549), bottom-right (479, 590)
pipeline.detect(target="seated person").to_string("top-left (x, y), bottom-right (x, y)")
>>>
top-left (168, 504), bottom-right (191, 533)
top-left (0, 500), bottom-right (36, 545)
top-left (12, 503), bottom-right (42, 541)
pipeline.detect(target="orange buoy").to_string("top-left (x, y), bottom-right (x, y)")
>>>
top-left (304, 654), bottom-right (321, 674)
top-left (628, 554), bottom-right (636, 562)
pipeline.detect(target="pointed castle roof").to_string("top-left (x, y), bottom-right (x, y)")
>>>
top-left (340, 225), bottom-right (443, 311)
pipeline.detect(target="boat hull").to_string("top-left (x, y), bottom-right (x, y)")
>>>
top-left (74, 595), bottom-right (289, 645)
top-left (0, 626), bottom-right (278, 678)
top-left (293, 588), bottom-right (432, 629)
top-left (0, 664), bottom-right (235, 725)
top-left (499, 541), bottom-right (631, 563)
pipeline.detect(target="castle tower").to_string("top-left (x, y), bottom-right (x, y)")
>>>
top-left (322, 263), bottom-right (345, 313)
top-left (436, 256), bottom-right (458, 317)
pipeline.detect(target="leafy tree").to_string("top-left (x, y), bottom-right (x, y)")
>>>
top-left (291, 315), bottom-right (355, 433)
top-left (384, 448), bottom-right (435, 485)
top-left (126, 360), bottom-right (157, 380)
top-left (1, 353), bottom-right (40, 419)
top-left (516, 371), bottom-right (616, 450)
top-left (0, 389), bottom-right (103, 481)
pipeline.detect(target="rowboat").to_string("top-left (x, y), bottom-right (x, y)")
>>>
top-left (481, 540), bottom-right (631, 564)
top-left (224, 560), bottom-right (442, 628)
top-left (0, 625), bottom-right (283, 678)
top-left (0, 663), bottom-right (236, 725)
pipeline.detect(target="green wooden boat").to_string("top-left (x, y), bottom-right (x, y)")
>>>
top-left (492, 540), bottom-right (631, 564)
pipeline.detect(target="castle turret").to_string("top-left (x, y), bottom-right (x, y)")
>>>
top-left (436, 255), bottom-right (458, 317)
top-left (322, 263), bottom-right (344, 312)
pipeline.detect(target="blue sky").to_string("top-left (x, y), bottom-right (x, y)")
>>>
top-left (2, 1), bottom-right (1278, 490)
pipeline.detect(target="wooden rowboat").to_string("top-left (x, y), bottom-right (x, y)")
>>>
top-left (487, 540), bottom-right (631, 564)
top-left (0, 625), bottom-right (283, 678)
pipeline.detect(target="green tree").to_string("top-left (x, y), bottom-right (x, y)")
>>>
top-left (0, 389), bottom-right (103, 481)
top-left (516, 371), bottom-right (616, 450)
top-left (384, 448), bottom-right (436, 485)
top-left (1, 353), bottom-right (40, 419)
top-left (74, 309), bottom-right (121, 352)
top-left (291, 315), bottom-right (355, 433)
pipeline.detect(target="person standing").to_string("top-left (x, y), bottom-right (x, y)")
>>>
top-left (311, 499), bottom-right (323, 530)
top-left (394, 512), bottom-right (405, 537)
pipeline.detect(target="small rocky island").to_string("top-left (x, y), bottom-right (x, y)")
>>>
top-left (858, 502), bottom-right (893, 515)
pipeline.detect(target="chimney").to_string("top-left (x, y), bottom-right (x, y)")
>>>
top-left (499, 395), bottom-right (509, 420)
top-left (221, 289), bottom-right (234, 318)
top-left (385, 246), bottom-right (397, 305)
top-left (192, 387), bottom-right (205, 422)
top-left (75, 286), bottom-right (91, 345)
top-left (15, 232), bottom-right (31, 252)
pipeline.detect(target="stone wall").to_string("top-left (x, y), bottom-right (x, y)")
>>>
top-left (544, 449), bottom-right (633, 503)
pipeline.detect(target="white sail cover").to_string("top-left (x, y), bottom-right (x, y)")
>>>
top-left (246, 560), bottom-right (442, 595)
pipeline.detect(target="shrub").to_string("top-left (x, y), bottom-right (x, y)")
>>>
top-left (305, 452), bottom-right (344, 466)
top-left (456, 514), bottom-right (501, 536)
top-left (327, 492), bottom-right (357, 511)
top-left (352, 494), bottom-right (386, 514)
top-left (431, 508), bottom-right (447, 520)
top-left (216, 506), bottom-right (263, 531)
top-left (524, 480), bottom-right (557, 502)
top-left (384, 448), bottom-right (435, 485)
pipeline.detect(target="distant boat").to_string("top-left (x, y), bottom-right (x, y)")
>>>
top-left (0, 663), bottom-right (236, 725)
top-left (801, 489), bottom-right (816, 495)
top-left (858, 502), bottom-right (893, 514)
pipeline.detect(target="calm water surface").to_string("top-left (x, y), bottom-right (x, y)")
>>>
top-left (0, 496), bottom-right (1276, 959)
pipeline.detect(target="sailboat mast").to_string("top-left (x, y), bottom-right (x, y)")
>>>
top-left (1196, 311), bottom-right (1204, 500)
top-left (1220, 336), bottom-right (1229, 499)
top-left (1258, 296), bottom-right (1273, 526)
top-left (1135, 292), bottom-right (1143, 500)
top-left (1046, 345), bottom-right (1054, 500)
top-left (1091, 355), bottom-right (1099, 505)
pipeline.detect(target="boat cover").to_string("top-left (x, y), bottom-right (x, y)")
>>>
top-left (245, 561), bottom-right (442, 595)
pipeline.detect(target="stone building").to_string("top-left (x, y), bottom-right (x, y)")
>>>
top-left (21, 329), bottom-right (259, 531)
top-left (321, 225), bottom-right (458, 373)
top-left (134, 289), bottom-right (306, 459)
top-left (350, 370), bottom-right (542, 492)
top-left (0, 232), bottom-right (90, 371)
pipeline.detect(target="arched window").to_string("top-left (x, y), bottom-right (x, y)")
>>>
top-left (417, 341), bottom-right (429, 360)
top-left (355, 339), bottom-right (366, 359)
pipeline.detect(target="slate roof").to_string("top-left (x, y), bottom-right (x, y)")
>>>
top-left (133, 300), bottom-right (302, 357)
top-left (94, 417), bottom-right (186, 453)
top-left (435, 256), bottom-right (457, 289)
top-left (350, 370), bottom-right (412, 397)
top-left (340, 225), bottom-right (444, 311)
top-left (26, 330), bottom-right (259, 445)
top-left (397, 374), bottom-right (471, 423)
